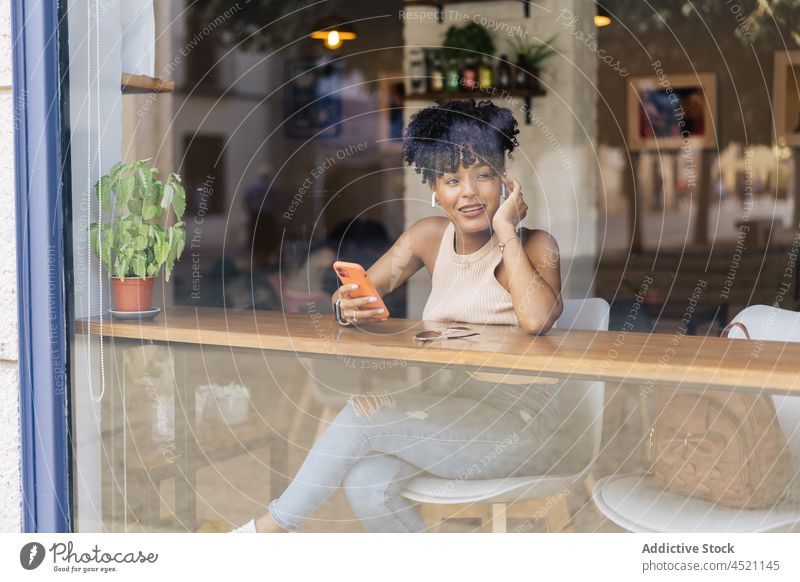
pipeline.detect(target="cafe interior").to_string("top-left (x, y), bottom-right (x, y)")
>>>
top-left (68, 0), bottom-right (800, 533)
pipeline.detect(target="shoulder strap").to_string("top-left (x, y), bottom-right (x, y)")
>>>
top-left (722, 321), bottom-right (751, 340)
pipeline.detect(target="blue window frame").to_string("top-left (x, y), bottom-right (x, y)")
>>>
top-left (13, 0), bottom-right (73, 532)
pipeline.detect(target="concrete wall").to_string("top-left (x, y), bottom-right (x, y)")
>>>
top-left (0, 0), bottom-right (21, 533)
top-left (402, 0), bottom-right (599, 317)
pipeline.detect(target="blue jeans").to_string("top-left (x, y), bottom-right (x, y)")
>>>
top-left (267, 381), bottom-right (559, 532)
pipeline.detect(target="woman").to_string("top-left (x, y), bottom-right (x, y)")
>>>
top-left (234, 99), bottom-right (563, 533)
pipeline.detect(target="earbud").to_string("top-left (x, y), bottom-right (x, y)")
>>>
top-left (431, 191), bottom-right (438, 207)
top-left (501, 182), bottom-right (507, 202)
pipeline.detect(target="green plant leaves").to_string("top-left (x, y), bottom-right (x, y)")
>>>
top-left (132, 253), bottom-right (147, 278)
top-left (114, 253), bottom-right (128, 281)
top-left (127, 198), bottom-right (142, 216)
top-left (89, 159), bottom-right (188, 281)
top-left (101, 224), bottom-right (114, 270)
top-left (158, 224), bottom-right (188, 283)
top-left (135, 163), bottom-right (150, 199)
top-left (442, 21), bottom-right (496, 62)
top-left (507, 34), bottom-right (558, 67)
top-left (115, 174), bottom-right (135, 214)
top-left (168, 173), bottom-right (186, 219)
top-left (161, 181), bottom-right (174, 211)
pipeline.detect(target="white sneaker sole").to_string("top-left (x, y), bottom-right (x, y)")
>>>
top-left (230, 519), bottom-right (257, 533)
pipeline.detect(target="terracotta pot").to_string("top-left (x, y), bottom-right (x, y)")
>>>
top-left (112, 277), bottom-right (155, 312)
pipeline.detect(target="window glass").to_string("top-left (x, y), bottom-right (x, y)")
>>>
top-left (64, 0), bottom-right (799, 533)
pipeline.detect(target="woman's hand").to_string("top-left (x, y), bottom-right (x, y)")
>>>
top-left (492, 176), bottom-right (527, 236)
top-left (336, 283), bottom-right (386, 324)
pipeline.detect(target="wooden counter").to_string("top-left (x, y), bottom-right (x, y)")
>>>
top-left (77, 306), bottom-right (800, 393)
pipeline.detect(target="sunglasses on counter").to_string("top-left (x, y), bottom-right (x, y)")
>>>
top-left (413, 325), bottom-right (480, 342)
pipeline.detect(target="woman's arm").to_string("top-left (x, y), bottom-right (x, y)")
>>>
top-left (331, 217), bottom-right (442, 318)
top-left (367, 216), bottom-right (447, 295)
top-left (493, 178), bottom-right (563, 334)
top-left (504, 229), bottom-right (563, 334)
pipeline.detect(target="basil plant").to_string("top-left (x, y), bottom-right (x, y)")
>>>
top-left (90, 159), bottom-right (187, 281)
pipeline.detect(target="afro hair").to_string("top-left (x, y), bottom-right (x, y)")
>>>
top-left (401, 98), bottom-right (520, 185)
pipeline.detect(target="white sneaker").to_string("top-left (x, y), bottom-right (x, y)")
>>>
top-left (230, 519), bottom-right (257, 533)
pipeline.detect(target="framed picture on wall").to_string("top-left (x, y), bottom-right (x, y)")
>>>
top-left (627, 73), bottom-right (717, 150)
top-left (773, 51), bottom-right (800, 147)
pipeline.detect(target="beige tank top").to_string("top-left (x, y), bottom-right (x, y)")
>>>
top-left (422, 221), bottom-right (557, 385)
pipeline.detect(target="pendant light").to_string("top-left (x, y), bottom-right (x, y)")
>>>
top-left (311, 16), bottom-right (357, 50)
top-left (594, 4), bottom-right (612, 27)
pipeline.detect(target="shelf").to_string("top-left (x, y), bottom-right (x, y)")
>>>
top-left (404, 87), bottom-right (546, 124)
top-left (405, 87), bottom-right (545, 100)
top-left (403, 0), bottom-right (531, 21)
top-left (121, 73), bottom-right (174, 95)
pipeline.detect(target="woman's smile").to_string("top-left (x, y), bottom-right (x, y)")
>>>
top-left (458, 202), bottom-right (485, 218)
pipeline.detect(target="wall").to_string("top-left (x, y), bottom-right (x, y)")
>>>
top-left (402, 0), bottom-right (599, 316)
top-left (597, 1), bottom-right (795, 150)
top-left (0, 0), bottom-right (21, 533)
top-left (595, 2), bottom-right (800, 251)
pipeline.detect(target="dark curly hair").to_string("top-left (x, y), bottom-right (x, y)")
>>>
top-left (401, 98), bottom-right (520, 185)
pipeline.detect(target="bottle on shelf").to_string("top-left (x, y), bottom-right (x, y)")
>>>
top-left (496, 54), bottom-right (512, 91)
top-left (430, 53), bottom-right (445, 92)
top-left (462, 55), bottom-right (478, 90)
top-left (445, 57), bottom-right (461, 91)
top-left (478, 55), bottom-right (493, 90)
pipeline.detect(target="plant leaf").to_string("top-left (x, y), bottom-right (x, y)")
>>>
top-left (128, 197), bottom-right (142, 215)
top-left (155, 239), bottom-right (170, 265)
top-left (101, 224), bottom-right (114, 272)
top-left (149, 182), bottom-right (164, 219)
top-left (161, 181), bottom-right (174, 210)
top-left (136, 164), bottom-right (150, 204)
top-left (135, 223), bottom-right (149, 250)
top-left (142, 203), bottom-right (157, 221)
top-left (114, 254), bottom-right (128, 281)
top-left (170, 174), bottom-right (186, 218)
top-left (115, 175), bottom-right (135, 214)
top-left (174, 225), bottom-right (186, 260)
top-left (132, 254), bottom-right (147, 278)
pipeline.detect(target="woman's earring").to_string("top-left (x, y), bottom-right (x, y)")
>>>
top-left (431, 191), bottom-right (438, 207)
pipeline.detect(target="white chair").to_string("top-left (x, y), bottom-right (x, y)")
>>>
top-left (592, 305), bottom-right (800, 532)
top-left (400, 298), bottom-right (610, 532)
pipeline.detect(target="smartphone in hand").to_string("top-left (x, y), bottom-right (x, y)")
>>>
top-left (332, 261), bottom-right (390, 320)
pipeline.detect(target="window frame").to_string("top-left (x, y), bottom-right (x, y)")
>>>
top-left (13, 0), bottom-right (74, 532)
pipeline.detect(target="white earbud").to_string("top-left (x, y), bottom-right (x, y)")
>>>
top-left (431, 191), bottom-right (438, 207)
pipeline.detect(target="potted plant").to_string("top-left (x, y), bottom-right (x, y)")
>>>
top-left (506, 35), bottom-right (557, 91)
top-left (90, 159), bottom-right (187, 313)
top-left (441, 22), bottom-right (496, 89)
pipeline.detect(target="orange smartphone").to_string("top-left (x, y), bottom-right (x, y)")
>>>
top-left (332, 261), bottom-right (390, 320)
